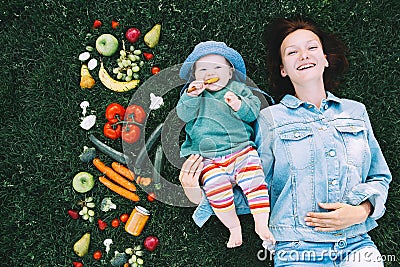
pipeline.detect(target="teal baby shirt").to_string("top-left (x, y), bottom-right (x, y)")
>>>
top-left (176, 81), bottom-right (261, 158)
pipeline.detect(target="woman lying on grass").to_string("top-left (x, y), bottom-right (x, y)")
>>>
top-left (179, 16), bottom-right (391, 267)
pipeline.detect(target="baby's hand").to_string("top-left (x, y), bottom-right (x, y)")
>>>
top-left (187, 81), bottom-right (205, 97)
top-left (224, 91), bottom-right (241, 111)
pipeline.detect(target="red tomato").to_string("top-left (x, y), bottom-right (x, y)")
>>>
top-left (147, 192), bottom-right (156, 202)
top-left (72, 262), bottom-right (83, 267)
top-left (122, 124), bottom-right (141, 144)
top-left (93, 250), bottom-right (102, 260)
top-left (111, 218), bottom-right (120, 228)
top-left (125, 105), bottom-right (146, 124)
top-left (151, 66), bottom-right (161, 75)
top-left (120, 213), bottom-right (129, 223)
top-left (105, 103), bottom-right (125, 121)
top-left (103, 119), bottom-right (122, 140)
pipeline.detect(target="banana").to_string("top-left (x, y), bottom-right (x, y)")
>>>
top-left (98, 62), bottom-right (140, 92)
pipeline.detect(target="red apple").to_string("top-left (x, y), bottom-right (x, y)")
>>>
top-left (125, 28), bottom-right (141, 43)
top-left (143, 236), bottom-right (159, 252)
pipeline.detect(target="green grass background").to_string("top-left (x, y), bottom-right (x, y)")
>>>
top-left (1, 0), bottom-right (399, 266)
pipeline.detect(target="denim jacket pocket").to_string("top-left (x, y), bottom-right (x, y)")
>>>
top-left (278, 127), bottom-right (314, 170)
top-left (334, 123), bottom-right (368, 167)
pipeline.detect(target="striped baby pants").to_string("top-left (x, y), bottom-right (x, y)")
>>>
top-left (201, 146), bottom-right (270, 214)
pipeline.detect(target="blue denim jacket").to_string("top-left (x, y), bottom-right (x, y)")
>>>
top-left (192, 92), bottom-right (391, 242)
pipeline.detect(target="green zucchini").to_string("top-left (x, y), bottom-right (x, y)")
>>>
top-left (152, 144), bottom-right (163, 190)
top-left (134, 123), bottom-right (163, 174)
top-left (89, 134), bottom-right (127, 164)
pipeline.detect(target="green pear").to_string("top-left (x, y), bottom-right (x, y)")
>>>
top-left (73, 232), bottom-right (91, 257)
top-left (144, 24), bottom-right (161, 48)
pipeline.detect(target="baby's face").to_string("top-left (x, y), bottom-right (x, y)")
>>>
top-left (194, 54), bottom-right (232, 91)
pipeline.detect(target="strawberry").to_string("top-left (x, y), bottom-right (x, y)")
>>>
top-left (68, 210), bottom-right (79, 220)
top-left (72, 261), bottom-right (83, 267)
top-left (111, 20), bottom-right (119, 29)
top-left (93, 19), bottom-right (102, 29)
top-left (143, 52), bottom-right (154, 61)
top-left (98, 219), bottom-right (108, 230)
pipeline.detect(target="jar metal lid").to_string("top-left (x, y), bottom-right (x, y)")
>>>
top-left (135, 206), bottom-right (150, 216)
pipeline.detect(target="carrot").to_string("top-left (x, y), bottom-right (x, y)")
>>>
top-left (99, 176), bottom-right (140, 202)
top-left (93, 158), bottom-right (136, 192)
top-left (111, 162), bottom-right (135, 181)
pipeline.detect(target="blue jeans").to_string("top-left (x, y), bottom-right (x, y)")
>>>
top-left (274, 234), bottom-right (384, 267)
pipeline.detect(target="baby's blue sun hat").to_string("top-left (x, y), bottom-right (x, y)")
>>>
top-left (179, 41), bottom-right (247, 83)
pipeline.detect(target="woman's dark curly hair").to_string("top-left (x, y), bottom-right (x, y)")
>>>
top-left (263, 17), bottom-right (349, 100)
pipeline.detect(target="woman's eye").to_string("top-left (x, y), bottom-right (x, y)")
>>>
top-left (288, 51), bottom-right (296, 55)
top-left (215, 66), bottom-right (222, 69)
top-left (309, 46), bottom-right (318, 50)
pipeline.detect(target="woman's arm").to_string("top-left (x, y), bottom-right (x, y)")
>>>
top-left (304, 201), bottom-right (372, 232)
top-left (179, 154), bottom-right (204, 204)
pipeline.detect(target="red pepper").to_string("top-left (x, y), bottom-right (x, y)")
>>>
top-left (93, 19), bottom-right (102, 29)
top-left (125, 105), bottom-right (146, 124)
top-left (143, 52), bottom-right (154, 61)
top-left (98, 219), bottom-right (108, 230)
top-left (111, 20), bottom-right (119, 29)
top-left (68, 210), bottom-right (79, 220)
top-left (105, 103), bottom-right (125, 122)
top-left (103, 119), bottom-right (122, 139)
top-left (122, 124), bottom-right (141, 144)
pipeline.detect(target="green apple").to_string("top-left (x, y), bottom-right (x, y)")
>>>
top-left (96, 34), bottom-right (119, 56)
top-left (72, 172), bottom-right (95, 193)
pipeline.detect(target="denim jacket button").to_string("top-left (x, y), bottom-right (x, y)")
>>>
top-left (329, 150), bottom-right (336, 157)
top-left (332, 179), bottom-right (338, 185)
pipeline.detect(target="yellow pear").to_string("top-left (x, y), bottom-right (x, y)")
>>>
top-left (73, 232), bottom-right (91, 257)
top-left (80, 64), bottom-right (95, 89)
top-left (144, 24), bottom-right (161, 48)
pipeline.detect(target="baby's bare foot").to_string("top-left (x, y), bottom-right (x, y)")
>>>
top-left (255, 224), bottom-right (275, 243)
top-left (227, 226), bottom-right (242, 248)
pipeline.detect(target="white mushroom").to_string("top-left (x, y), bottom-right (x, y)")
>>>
top-left (79, 51), bottom-right (91, 61)
top-left (88, 58), bottom-right (98, 70)
top-left (80, 115), bottom-right (96, 130)
top-left (80, 101), bottom-right (90, 116)
top-left (103, 239), bottom-right (113, 254)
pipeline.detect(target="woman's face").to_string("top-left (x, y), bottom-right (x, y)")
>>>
top-left (280, 29), bottom-right (328, 85)
top-left (194, 54), bottom-right (233, 91)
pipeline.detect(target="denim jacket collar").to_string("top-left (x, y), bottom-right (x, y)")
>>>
top-left (281, 91), bottom-right (343, 109)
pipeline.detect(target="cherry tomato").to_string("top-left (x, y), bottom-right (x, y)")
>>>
top-left (72, 262), bottom-right (83, 267)
top-left (151, 66), bottom-right (161, 75)
top-left (120, 213), bottom-right (129, 223)
top-left (111, 218), bottom-right (120, 228)
top-left (147, 192), bottom-right (156, 202)
top-left (93, 250), bottom-right (102, 260)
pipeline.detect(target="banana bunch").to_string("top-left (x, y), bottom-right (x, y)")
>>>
top-left (99, 62), bottom-right (140, 92)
